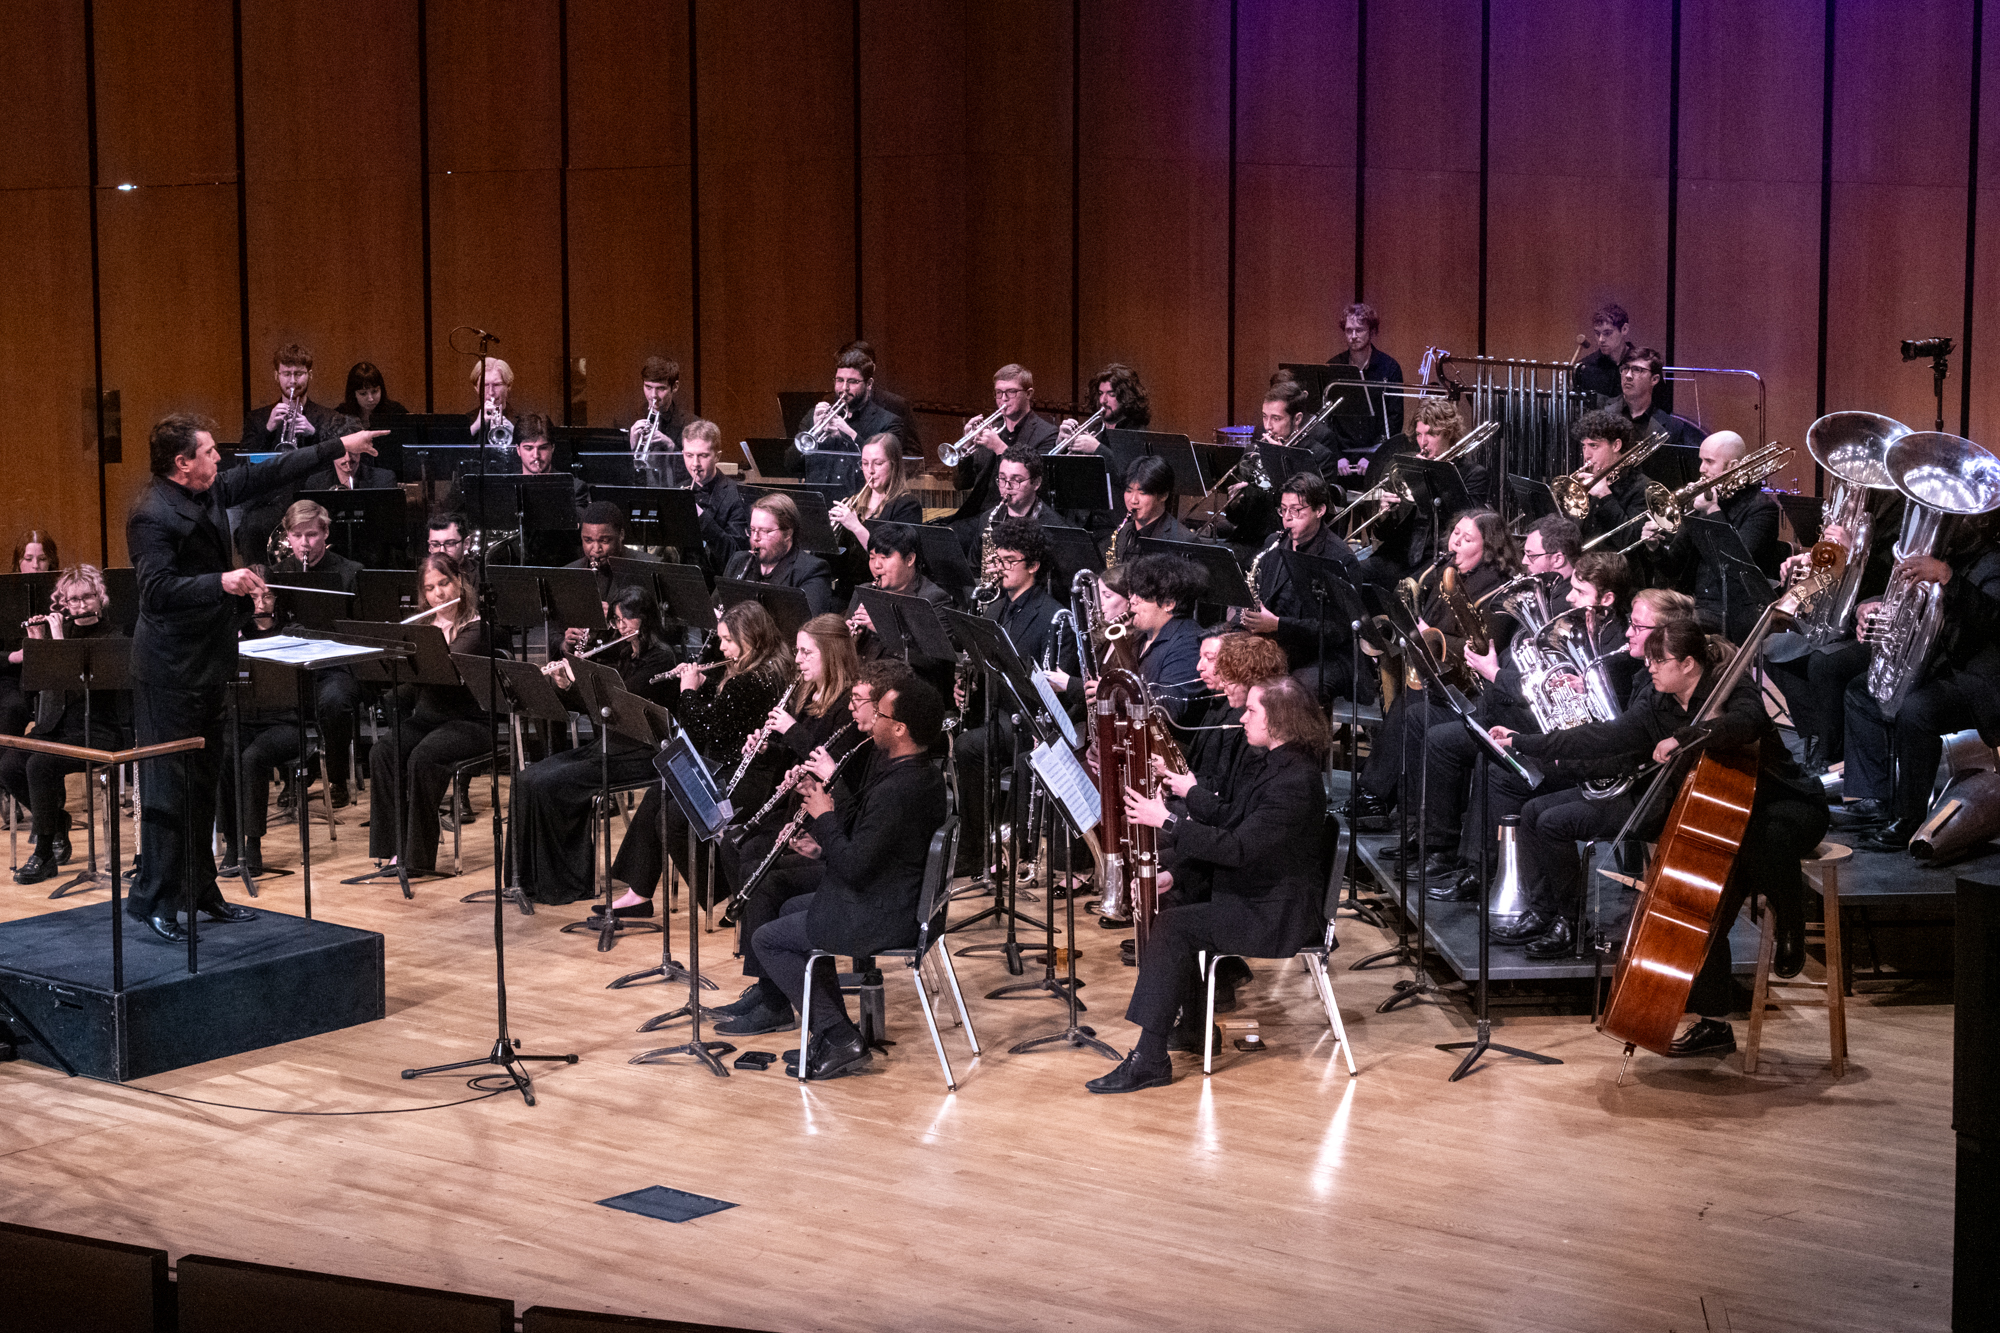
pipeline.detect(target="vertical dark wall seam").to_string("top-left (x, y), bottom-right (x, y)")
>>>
top-left (1963, 0), bottom-right (1984, 435)
top-left (1070, 0), bottom-right (1082, 402)
top-left (231, 0), bottom-right (251, 414)
top-left (852, 0), bottom-right (863, 338)
top-left (1354, 0), bottom-right (1366, 303)
top-left (1226, 0), bottom-right (1238, 425)
top-left (558, 0), bottom-right (572, 424)
top-left (417, 0), bottom-right (434, 411)
top-left (1814, 0), bottom-right (1836, 470)
top-left (84, 0), bottom-right (107, 562)
top-left (1664, 0), bottom-right (1681, 366)
top-left (1477, 0), bottom-right (1490, 354)
top-left (688, 0), bottom-right (702, 416)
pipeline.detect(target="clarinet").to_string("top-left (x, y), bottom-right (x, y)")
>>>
top-left (733, 722), bottom-right (858, 829)
top-left (723, 679), bottom-right (808, 800)
top-left (729, 738), bottom-right (867, 909)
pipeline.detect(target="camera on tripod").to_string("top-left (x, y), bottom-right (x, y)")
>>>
top-left (1901, 336), bottom-right (1955, 362)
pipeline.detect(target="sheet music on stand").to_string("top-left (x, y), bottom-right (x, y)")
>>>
top-left (236, 635), bottom-right (389, 669)
top-left (1029, 741), bottom-right (1100, 835)
top-left (1030, 672), bottom-right (1079, 749)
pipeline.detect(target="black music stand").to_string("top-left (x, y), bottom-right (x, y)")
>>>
top-left (1040, 524), bottom-right (1105, 586)
top-left (453, 654), bottom-right (576, 914)
top-left (1009, 738), bottom-right (1119, 1061)
top-left (334, 621), bottom-right (439, 900)
top-left (293, 488), bottom-right (408, 568)
top-left (1106, 430), bottom-right (1204, 499)
top-left (592, 486), bottom-right (703, 559)
top-left (0, 572), bottom-right (58, 649)
top-left (1683, 513), bottom-right (1775, 639)
top-left (462, 474), bottom-right (583, 563)
top-left (855, 588), bottom-right (957, 666)
top-left (740, 484), bottom-right (841, 553)
top-left (575, 451), bottom-right (642, 489)
top-left (354, 570), bottom-right (421, 624)
top-left (267, 575), bottom-right (355, 633)
top-left (645, 562), bottom-right (721, 655)
top-left (738, 437), bottom-right (792, 479)
top-left (487, 565), bottom-right (607, 677)
top-left (793, 449), bottom-right (864, 491)
top-left (629, 729), bottom-right (736, 1077)
top-left (1044, 454), bottom-right (1116, 516)
top-left (220, 653), bottom-right (302, 897)
top-left (875, 521), bottom-right (979, 600)
top-left (1507, 474), bottom-right (1560, 521)
top-left (714, 578), bottom-right (811, 641)
top-left (20, 636), bottom-right (131, 899)
top-left (1134, 536), bottom-right (1256, 610)
top-left (557, 659), bottom-right (668, 952)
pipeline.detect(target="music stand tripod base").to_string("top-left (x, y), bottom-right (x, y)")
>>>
top-left (561, 911), bottom-right (663, 952)
top-left (1436, 1020), bottom-right (1565, 1082)
top-left (461, 884), bottom-right (537, 915)
top-left (401, 1037), bottom-right (579, 1107)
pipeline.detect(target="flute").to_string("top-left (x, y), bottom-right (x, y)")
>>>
top-left (575, 629), bottom-right (640, 660)
top-left (400, 597), bottom-right (461, 625)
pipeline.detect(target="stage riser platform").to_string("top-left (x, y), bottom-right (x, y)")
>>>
top-left (0, 902), bottom-right (384, 1082)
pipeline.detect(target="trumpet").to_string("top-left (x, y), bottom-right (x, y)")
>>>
top-left (276, 386), bottom-right (304, 450)
top-left (1582, 442), bottom-right (1793, 553)
top-left (400, 597), bottom-right (462, 625)
top-left (1051, 406), bottom-right (1108, 455)
top-left (482, 394), bottom-right (514, 452)
top-left (940, 404), bottom-right (1007, 467)
top-left (1549, 427), bottom-right (1667, 521)
top-left (793, 391), bottom-right (852, 455)
top-left (630, 403), bottom-right (662, 461)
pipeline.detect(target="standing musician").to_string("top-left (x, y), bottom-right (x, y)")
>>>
top-left (1088, 676), bottom-right (1331, 1093)
top-left (1489, 587), bottom-right (1691, 955)
top-left (1340, 510), bottom-right (1519, 830)
top-left (3, 565), bottom-right (129, 885)
top-left (747, 674), bottom-right (949, 1081)
top-left (128, 414), bottom-right (386, 943)
top-left (790, 349), bottom-right (904, 484)
top-left (366, 556), bottom-right (493, 879)
top-left (269, 500), bottom-right (365, 808)
top-left (1352, 397), bottom-right (1489, 588)
top-left (952, 363), bottom-right (1059, 521)
top-left (1103, 456), bottom-right (1200, 563)
top-left (604, 601), bottom-right (793, 918)
top-left (1642, 429), bottom-right (1782, 642)
top-left (1836, 515), bottom-right (2000, 851)
top-left (1572, 303), bottom-right (1636, 402)
top-left (1568, 409), bottom-right (1653, 546)
top-left (709, 625), bottom-right (874, 1036)
top-left (840, 340), bottom-right (921, 453)
top-left (1611, 347), bottom-right (1700, 449)
top-left (1494, 618), bottom-right (1828, 1058)
top-left (626, 356), bottom-right (690, 487)
top-left (1237, 471), bottom-right (1361, 697)
top-left (468, 356), bottom-right (517, 447)
top-left (962, 447), bottom-right (1064, 562)
top-left (724, 493), bottom-right (836, 616)
top-left (1327, 302), bottom-right (1405, 450)
top-left (1054, 362), bottom-right (1152, 456)
top-left (681, 419), bottom-right (751, 576)
top-left (510, 585), bottom-right (681, 905)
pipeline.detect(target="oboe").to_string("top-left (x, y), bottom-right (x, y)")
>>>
top-left (730, 737), bottom-right (866, 909)
top-left (734, 722), bottom-right (860, 828)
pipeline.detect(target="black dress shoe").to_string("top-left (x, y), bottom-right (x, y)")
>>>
top-left (1666, 1017), bottom-right (1736, 1058)
top-left (330, 781), bottom-right (351, 810)
top-left (1523, 916), bottom-right (1577, 959)
top-left (1337, 790), bottom-right (1394, 832)
top-left (1773, 893), bottom-right (1807, 979)
top-left (50, 833), bottom-right (72, 866)
top-left (1800, 736), bottom-right (1827, 777)
top-left (1830, 797), bottom-right (1889, 829)
top-left (588, 900), bottom-right (656, 919)
top-left (1490, 910), bottom-right (1554, 944)
top-left (712, 982), bottom-right (774, 1018)
top-left (1086, 1048), bottom-right (1175, 1094)
top-left (199, 899), bottom-right (257, 923)
top-left (13, 851), bottom-right (56, 885)
top-left (799, 1027), bottom-right (871, 1080)
top-left (144, 913), bottom-right (188, 943)
top-left (713, 997), bottom-right (798, 1037)
top-left (1858, 817), bottom-right (1917, 854)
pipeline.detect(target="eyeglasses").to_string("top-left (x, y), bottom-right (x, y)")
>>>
top-left (994, 387), bottom-right (1029, 399)
top-left (1276, 504), bottom-right (1313, 519)
top-left (991, 553), bottom-right (1028, 569)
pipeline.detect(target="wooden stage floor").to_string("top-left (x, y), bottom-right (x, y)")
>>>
top-left (0, 785), bottom-right (1954, 1333)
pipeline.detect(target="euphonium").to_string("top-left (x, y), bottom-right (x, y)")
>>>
top-left (1549, 427), bottom-right (1667, 521)
top-left (1792, 411), bottom-right (1907, 651)
top-left (940, 405), bottom-right (1007, 467)
top-left (1865, 431), bottom-right (2000, 716)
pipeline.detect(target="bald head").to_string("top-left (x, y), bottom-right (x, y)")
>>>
top-left (1698, 430), bottom-right (1748, 483)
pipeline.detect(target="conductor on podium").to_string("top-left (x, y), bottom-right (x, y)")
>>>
top-left (126, 413), bottom-right (385, 943)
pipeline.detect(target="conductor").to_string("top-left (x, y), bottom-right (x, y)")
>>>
top-left (127, 413), bottom-right (385, 942)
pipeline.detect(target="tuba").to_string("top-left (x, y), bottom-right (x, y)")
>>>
top-left (1864, 431), bottom-right (2000, 715)
top-left (1786, 411), bottom-right (1908, 653)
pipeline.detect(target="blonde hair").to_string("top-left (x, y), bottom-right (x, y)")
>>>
top-left (55, 563), bottom-right (109, 611)
top-left (857, 433), bottom-right (908, 515)
top-left (469, 357), bottom-right (514, 387)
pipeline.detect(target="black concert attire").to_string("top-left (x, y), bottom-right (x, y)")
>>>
top-left (1125, 745), bottom-right (1326, 1044)
top-left (0, 659), bottom-right (30, 740)
top-left (1133, 615), bottom-right (1204, 726)
top-left (566, 546), bottom-right (661, 603)
top-left (241, 400), bottom-right (341, 454)
top-left (1155, 694), bottom-right (1259, 904)
top-left (1328, 347), bottom-right (1405, 449)
top-left (128, 436), bottom-right (350, 927)
top-left (1648, 483), bottom-right (1782, 642)
top-left (367, 619), bottom-right (494, 875)
top-left (868, 384), bottom-right (922, 455)
top-left (845, 575), bottom-right (954, 680)
top-left (1352, 447), bottom-right (1490, 588)
top-left (1578, 465), bottom-right (1656, 547)
top-left (1355, 560), bottom-right (1510, 806)
top-left (508, 640), bottom-right (680, 905)
top-left (723, 546), bottom-right (836, 618)
top-left (0, 619), bottom-right (130, 847)
top-left (829, 490), bottom-right (923, 593)
top-left (216, 617), bottom-right (301, 858)
top-left (952, 412), bottom-right (1059, 521)
top-left (1250, 522), bottom-right (1364, 692)
top-left (691, 473), bottom-right (751, 577)
top-left (337, 397), bottom-right (411, 426)
top-left (787, 395), bottom-right (903, 488)
top-left (297, 460), bottom-right (397, 492)
top-left (1842, 542), bottom-right (2000, 834)
top-left (629, 403), bottom-right (691, 488)
top-left (1512, 659), bottom-right (1827, 1016)
top-left (612, 659), bottom-right (791, 902)
top-left (751, 750), bottom-right (949, 1039)
top-left (234, 400), bottom-right (348, 563)
top-left (1101, 509), bottom-right (1201, 565)
top-left (1616, 398), bottom-right (1701, 450)
top-left (269, 548), bottom-right (366, 792)
top-left (959, 500), bottom-right (1065, 568)
top-left (1574, 349), bottom-right (1625, 403)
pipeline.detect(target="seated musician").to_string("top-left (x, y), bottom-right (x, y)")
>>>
top-left (1261, 377), bottom-right (1333, 472)
top-left (1569, 408), bottom-right (1653, 546)
top-left (336, 360), bottom-right (408, 428)
top-left (626, 356), bottom-right (689, 487)
top-left (602, 601), bottom-right (793, 917)
top-left (1103, 456), bottom-right (1200, 561)
top-left (1642, 430), bottom-right (1782, 642)
top-left (788, 349), bottom-right (904, 486)
top-left (2, 564), bottom-right (130, 885)
top-left (677, 419), bottom-right (749, 575)
top-left (828, 432), bottom-right (924, 591)
top-left (4, 530), bottom-right (62, 738)
top-left (1421, 551), bottom-right (1637, 903)
top-left (216, 577), bottom-right (301, 877)
top-left (1493, 617), bottom-right (1828, 1058)
top-left (1208, 384), bottom-right (1314, 549)
top-left (566, 501), bottom-right (660, 603)
top-left (1523, 514), bottom-right (1581, 582)
top-left (747, 674), bottom-right (950, 1080)
top-left (962, 446), bottom-right (1064, 562)
top-left (846, 525), bottom-right (954, 669)
top-left (951, 518), bottom-right (1082, 878)
top-left (425, 511), bottom-right (473, 568)
top-left (298, 444), bottom-right (397, 493)
top-left (1085, 553), bottom-right (1205, 724)
top-left (1612, 346), bottom-right (1700, 449)
top-left (1340, 509), bottom-right (1519, 829)
top-left (950, 364), bottom-right (1060, 524)
top-left (1238, 471), bottom-right (1362, 698)
top-left (447, 414), bottom-right (586, 563)
top-left (235, 342), bottom-right (344, 561)
top-left (1055, 362), bottom-right (1151, 456)
top-left (366, 556), bottom-right (494, 877)
top-left (724, 493), bottom-right (836, 616)
top-left (1353, 397), bottom-right (1488, 588)
top-left (269, 499), bottom-right (365, 808)
top-left (840, 340), bottom-right (921, 452)
top-left (1088, 676), bottom-right (1332, 1093)
top-left (1836, 515), bottom-right (2000, 851)
top-left (1490, 587), bottom-right (1690, 954)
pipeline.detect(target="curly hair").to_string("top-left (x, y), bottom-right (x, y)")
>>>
top-left (1216, 632), bottom-right (1288, 686)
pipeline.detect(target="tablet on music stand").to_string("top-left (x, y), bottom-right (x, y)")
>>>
top-left (1133, 536), bottom-right (1252, 608)
top-left (655, 730), bottom-right (733, 840)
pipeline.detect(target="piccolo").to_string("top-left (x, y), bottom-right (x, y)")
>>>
top-left (400, 597), bottom-right (461, 624)
top-left (575, 630), bottom-right (640, 660)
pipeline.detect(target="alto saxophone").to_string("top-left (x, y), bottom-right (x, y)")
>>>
top-left (1244, 532), bottom-right (1281, 616)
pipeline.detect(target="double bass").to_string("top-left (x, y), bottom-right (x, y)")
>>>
top-left (1599, 543), bottom-right (1845, 1063)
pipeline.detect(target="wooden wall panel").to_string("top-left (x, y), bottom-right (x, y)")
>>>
top-left (1234, 0), bottom-right (1359, 427)
top-left (241, 0), bottom-right (426, 419)
top-left (860, 0), bottom-right (969, 444)
top-left (1361, 0), bottom-right (1482, 386)
top-left (1486, 2), bottom-right (1671, 365)
top-left (1080, 0), bottom-right (1231, 439)
top-left (425, 0), bottom-right (564, 421)
top-left (1675, 0), bottom-right (1825, 490)
top-left (962, 0), bottom-right (1072, 414)
top-left (694, 0), bottom-right (855, 443)
top-left (565, 0), bottom-right (695, 429)
top-left (1968, 10), bottom-right (2000, 448)
top-left (1825, 1), bottom-right (1976, 434)
top-left (0, 3), bottom-right (97, 559)
top-left (92, 0), bottom-right (235, 187)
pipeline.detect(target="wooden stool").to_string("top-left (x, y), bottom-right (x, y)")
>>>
top-left (1743, 840), bottom-right (1851, 1077)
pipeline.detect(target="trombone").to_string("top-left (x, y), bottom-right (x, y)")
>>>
top-left (1581, 442), bottom-right (1793, 554)
top-left (940, 404), bottom-right (1006, 467)
top-left (1332, 420), bottom-right (1498, 539)
top-left (1548, 427), bottom-right (1667, 521)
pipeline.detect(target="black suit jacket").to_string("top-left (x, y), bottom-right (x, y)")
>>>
top-left (1172, 746), bottom-right (1326, 956)
top-left (805, 752), bottom-right (949, 956)
top-left (241, 399), bottom-right (342, 453)
top-left (952, 412), bottom-right (1059, 518)
top-left (297, 461), bottom-right (398, 492)
top-left (725, 546), bottom-right (836, 616)
top-left (272, 549), bottom-right (364, 594)
top-left (131, 438), bottom-right (347, 692)
top-left (869, 385), bottom-right (922, 454)
top-left (693, 474), bottom-right (751, 573)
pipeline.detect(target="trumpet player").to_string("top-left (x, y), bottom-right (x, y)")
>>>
top-left (951, 364), bottom-right (1057, 519)
top-left (1641, 430), bottom-right (1782, 642)
top-left (790, 350), bottom-right (902, 483)
top-left (468, 356), bottom-right (516, 444)
top-left (235, 343), bottom-right (340, 561)
top-left (626, 356), bottom-right (688, 464)
top-left (1055, 362), bottom-right (1151, 455)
